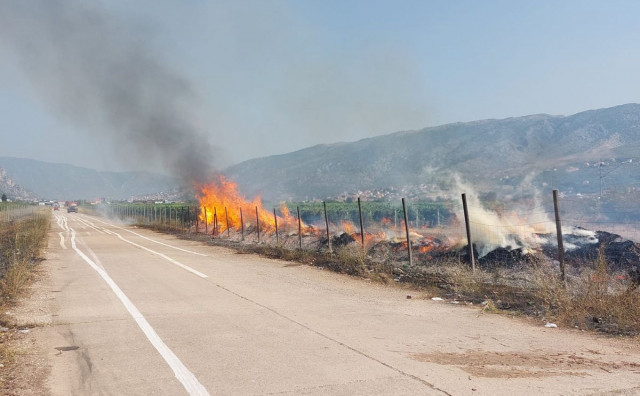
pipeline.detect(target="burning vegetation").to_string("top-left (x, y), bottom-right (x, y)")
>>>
top-left (195, 176), bottom-right (460, 254)
top-left (194, 175), bottom-right (639, 276)
top-left (197, 175), bottom-right (301, 234)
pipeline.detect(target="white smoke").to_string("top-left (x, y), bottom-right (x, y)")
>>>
top-left (447, 174), bottom-right (557, 257)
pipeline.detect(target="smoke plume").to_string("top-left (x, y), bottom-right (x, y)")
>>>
top-left (446, 174), bottom-right (556, 257)
top-left (0, 0), bottom-right (217, 184)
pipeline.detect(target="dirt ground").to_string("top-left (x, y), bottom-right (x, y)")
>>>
top-left (1, 262), bottom-right (56, 395)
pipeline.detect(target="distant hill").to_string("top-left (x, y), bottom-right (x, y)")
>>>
top-left (0, 157), bottom-right (178, 200)
top-left (0, 167), bottom-right (35, 201)
top-left (225, 104), bottom-right (640, 201)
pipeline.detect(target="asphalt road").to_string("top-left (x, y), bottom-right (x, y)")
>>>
top-left (28, 212), bottom-right (640, 395)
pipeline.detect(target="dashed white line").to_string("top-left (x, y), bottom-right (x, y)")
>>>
top-left (69, 228), bottom-right (210, 396)
top-left (109, 229), bottom-right (208, 279)
top-left (90, 216), bottom-right (208, 256)
top-left (68, 215), bottom-right (207, 278)
top-left (76, 217), bottom-right (106, 234)
top-left (58, 232), bottom-right (67, 249)
top-left (55, 214), bottom-right (69, 231)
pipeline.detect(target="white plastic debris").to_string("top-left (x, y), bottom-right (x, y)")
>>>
top-left (18, 329), bottom-right (30, 334)
top-left (431, 297), bottom-right (443, 301)
top-left (544, 322), bottom-right (558, 328)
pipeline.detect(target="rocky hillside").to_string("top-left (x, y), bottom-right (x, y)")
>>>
top-left (226, 104), bottom-right (640, 201)
top-left (0, 167), bottom-right (34, 201)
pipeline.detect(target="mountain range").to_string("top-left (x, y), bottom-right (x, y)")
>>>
top-left (2, 104), bottom-right (639, 203)
top-left (0, 157), bottom-right (177, 201)
top-left (226, 104), bottom-right (640, 201)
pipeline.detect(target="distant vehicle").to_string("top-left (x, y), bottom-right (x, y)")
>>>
top-left (67, 205), bottom-right (78, 213)
top-left (54, 204), bottom-right (60, 211)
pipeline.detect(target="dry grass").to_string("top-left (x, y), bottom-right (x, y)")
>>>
top-left (529, 250), bottom-right (640, 335)
top-left (0, 212), bottom-right (49, 380)
top-left (423, 250), bottom-right (640, 335)
top-left (334, 245), bottom-right (367, 275)
top-left (0, 213), bottom-right (49, 306)
top-left (0, 260), bottom-right (34, 303)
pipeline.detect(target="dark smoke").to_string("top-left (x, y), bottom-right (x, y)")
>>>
top-left (0, 0), bottom-right (217, 185)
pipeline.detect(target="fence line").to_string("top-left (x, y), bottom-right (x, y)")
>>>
top-left (0, 203), bottom-right (42, 223)
top-left (98, 190), bottom-right (639, 274)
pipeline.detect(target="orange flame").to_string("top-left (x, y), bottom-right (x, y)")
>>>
top-left (365, 231), bottom-right (387, 246)
top-left (338, 220), bottom-right (387, 247)
top-left (417, 245), bottom-right (434, 254)
top-left (197, 175), bottom-right (301, 233)
top-left (342, 221), bottom-right (356, 234)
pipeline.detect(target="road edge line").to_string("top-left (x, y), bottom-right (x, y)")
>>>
top-left (69, 228), bottom-right (211, 396)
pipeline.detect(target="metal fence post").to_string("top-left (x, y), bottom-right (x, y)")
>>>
top-left (323, 201), bottom-right (331, 253)
top-left (402, 198), bottom-right (413, 266)
top-left (204, 207), bottom-right (208, 234)
top-left (553, 189), bottom-right (566, 284)
top-left (255, 206), bottom-right (260, 242)
top-left (225, 207), bottom-right (230, 237)
top-left (297, 205), bottom-right (302, 249)
top-left (273, 208), bottom-right (279, 244)
top-left (461, 193), bottom-right (475, 272)
top-left (240, 207), bottom-right (245, 241)
top-left (357, 197), bottom-right (365, 248)
top-left (213, 207), bottom-right (218, 236)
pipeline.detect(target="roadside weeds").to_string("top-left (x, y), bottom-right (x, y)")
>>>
top-left (0, 212), bottom-right (50, 391)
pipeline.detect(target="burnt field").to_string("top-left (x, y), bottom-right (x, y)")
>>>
top-left (194, 220), bottom-right (639, 280)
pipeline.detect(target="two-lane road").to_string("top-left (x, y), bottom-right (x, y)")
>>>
top-left (28, 213), bottom-right (640, 395)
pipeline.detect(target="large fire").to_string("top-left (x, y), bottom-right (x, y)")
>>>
top-left (197, 175), bottom-right (299, 233)
top-left (196, 176), bottom-right (556, 259)
top-left (196, 177), bottom-right (423, 248)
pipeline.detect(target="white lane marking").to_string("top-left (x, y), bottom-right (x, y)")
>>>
top-left (55, 214), bottom-right (69, 231)
top-left (58, 232), bottom-right (67, 249)
top-left (76, 217), bottom-right (106, 234)
top-left (109, 230), bottom-right (208, 279)
top-left (82, 243), bottom-right (106, 270)
top-left (69, 228), bottom-right (211, 396)
top-left (74, 220), bottom-right (209, 278)
top-left (90, 217), bottom-right (208, 257)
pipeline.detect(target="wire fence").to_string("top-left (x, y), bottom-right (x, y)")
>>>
top-left (0, 204), bottom-right (51, 279)
top-left (0, 203), bottom-right (43, 223)
top-left (99, 189), bottom-right (639, 276)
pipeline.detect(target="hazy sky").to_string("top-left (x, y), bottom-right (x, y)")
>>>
top-left (1, 0), bottom-right (640, 176)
